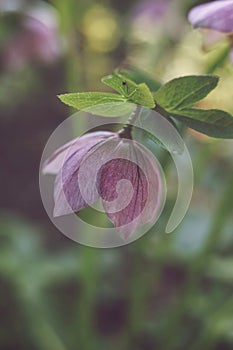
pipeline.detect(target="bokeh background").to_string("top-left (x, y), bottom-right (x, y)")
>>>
top-left (1, 0), bottom-right (233, 349)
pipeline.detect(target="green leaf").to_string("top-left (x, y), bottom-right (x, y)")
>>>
top-left (58, 92), bottom-right (135, 116)
top-left (102, 72), bottom-right (138, 96)
top-left (133, 83), bottom-right (156, 108)
top-left (154, 75), bottom-right (219, 110)
top-left (170, 108), bottom-right (233, 138)
top-left (84, 102), bottom-right (135, 117)
top-left (101, 71), bottom-right (155, 108)
top-left (58, 92), bottom-right (126, 109)
top-left (119, 66), bottom-right (161, 92)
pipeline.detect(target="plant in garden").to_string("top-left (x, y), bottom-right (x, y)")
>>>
top-left (188, 0), bottom-right (233, 64)
top-left (43, 69), bottom-right (233, 238)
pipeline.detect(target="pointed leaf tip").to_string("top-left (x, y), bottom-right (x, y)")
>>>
top-left (154, 75), bottom-right (219, 110)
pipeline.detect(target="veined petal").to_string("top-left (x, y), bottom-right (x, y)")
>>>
top-left (53, 144), bottom-right (98, 217)
top-left (98, 157), bottom-right (149, 239)
top-left (188, 0), bottom-right (233, 33)
top-left (42, 131), bottom-right (114, 175)
top-left (53, 132), bottom-right (117, 217)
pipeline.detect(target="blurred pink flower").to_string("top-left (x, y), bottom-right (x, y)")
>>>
top-left (132, 0), bottom-right (171, 22)
top-left (43, 130), bottom-right (164, 239)
top-left (188, 0), bottom-right (233, 63)
top-left (131, 0), bottom-right (184, 41)
top-left (2, 3), bottom-right (62, 70)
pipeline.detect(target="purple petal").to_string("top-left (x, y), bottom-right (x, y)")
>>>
top-left (53, 132), bottom-right (116, 217)
top-left (188, 0), bottom-right (233, 33)
top-left (133, 0), bottom-right (170, 21)
top-left (54, 145), bottom-right (97, 217)
top-left (98, 158), bottom-right (149, 239)
top-left (42, 131), bottom-right (114, 175)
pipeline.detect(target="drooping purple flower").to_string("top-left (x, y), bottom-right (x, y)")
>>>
top-left (43, 130), bottom-right (164, 239)
top-left (188, 0), bottom-right (233, 33)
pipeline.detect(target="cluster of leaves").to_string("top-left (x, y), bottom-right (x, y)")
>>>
top-left (59, 69), bottom-right (233, 139)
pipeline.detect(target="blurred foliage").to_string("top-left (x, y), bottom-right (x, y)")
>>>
top-left (0, 0), bottom-right (233, 350)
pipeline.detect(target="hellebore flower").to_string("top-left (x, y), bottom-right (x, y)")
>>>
top-left (43, 130), bottom-right (164, 239)
top-left (188, 0), bottom-right (233, 63)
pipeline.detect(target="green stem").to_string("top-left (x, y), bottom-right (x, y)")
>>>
top-left (190, 295), bottom-right (233, 350)
top-left (153, 104), bottom-right (179, 130)
top-left (119, 104), bottom-right (142, 139)
top-left (164, 163), bottom-right (233, 350)
top-left (121, 238), bottom-right (166, 349)
top-left (53, 2), bottom-right (99, 349)
top-left (205, 44), bottom-right (230, 74)
top-left (74, 248), bottom-right (99, 350)
top-left (19, 288), bottom-right (68, 350)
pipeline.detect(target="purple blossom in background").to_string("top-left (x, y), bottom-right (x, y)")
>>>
top-left (188, 0), bottom-right (233, 33)
top-left (132, 0), bottom-right (171, 23)
top-left (131, 0), bottom-right (184, 41)
top-left (43, 130), bottom-right (163, 239)
top-left (188, 0), bottom-right (233, 63)
top-left (2, 2), bottom-right (61, 70)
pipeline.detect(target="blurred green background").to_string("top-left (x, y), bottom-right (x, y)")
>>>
top-left (1, 0), bottom-right (233, 349)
